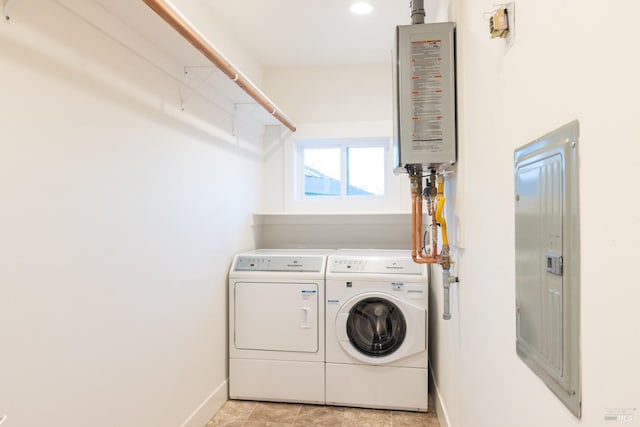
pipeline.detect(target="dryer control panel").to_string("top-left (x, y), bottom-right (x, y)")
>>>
top-left (234, 256), bottom-right (324, 272)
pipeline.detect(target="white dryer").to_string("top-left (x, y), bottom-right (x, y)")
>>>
top-left (325, 249), bottom-right (429, 412)
top-left (228, 249), bottom-right (333, 404)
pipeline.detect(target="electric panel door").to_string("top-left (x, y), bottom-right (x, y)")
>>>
top-left (514, 120), bottom-right (580, 417)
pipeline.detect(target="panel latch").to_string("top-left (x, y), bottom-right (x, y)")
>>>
top-left (546, 253), bottom-right (563, 275)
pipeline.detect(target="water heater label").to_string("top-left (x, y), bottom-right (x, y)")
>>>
top-left (410, 38), bottom-right (445, 152)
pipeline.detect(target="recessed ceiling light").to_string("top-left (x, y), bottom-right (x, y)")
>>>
top-left (350, 2), bottom-right (373, 15)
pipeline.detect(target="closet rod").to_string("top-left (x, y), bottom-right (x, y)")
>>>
top-left (142, 0), bottom-right (296, 132)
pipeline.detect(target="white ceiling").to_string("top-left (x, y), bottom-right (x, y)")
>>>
top-left (203, 0), bottom-right (449, 67)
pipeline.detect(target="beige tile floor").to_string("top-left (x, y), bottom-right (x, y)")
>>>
top-left (205, 398), bottom-right (440, 427)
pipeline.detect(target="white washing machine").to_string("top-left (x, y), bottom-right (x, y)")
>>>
top-left (325, 249), bottom-right (429, 412)
top-left (228, 249), bottom-right (333, 404)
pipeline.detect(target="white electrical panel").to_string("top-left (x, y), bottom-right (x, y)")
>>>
top-left (514, 120), bottom-right (581, 418)
top-left (393, 22), bottom-right (457, 171)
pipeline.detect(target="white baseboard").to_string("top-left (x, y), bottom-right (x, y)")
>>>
top-left (430, 369), bottom-right (451, 427)
top-left (180, 380), bottom-right (228, 427)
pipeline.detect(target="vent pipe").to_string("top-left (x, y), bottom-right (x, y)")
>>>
top-left (410, 0), bottom-right (425, 24)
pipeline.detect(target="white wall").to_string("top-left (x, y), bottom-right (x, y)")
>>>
top-left (431, 1), bottom-right (640, 426)
top-left (263, 64), bottom-right (392, 124)
top-left (0, 2), bottom-right (262, 426)
top-left (261, 64), bottom-right (411, 213)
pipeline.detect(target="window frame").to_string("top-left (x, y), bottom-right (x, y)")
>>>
top-left (295, 137), bottom-right (389, 201)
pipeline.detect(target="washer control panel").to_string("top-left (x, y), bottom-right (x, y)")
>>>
top-left (328, 256), bottom-right (423, 275)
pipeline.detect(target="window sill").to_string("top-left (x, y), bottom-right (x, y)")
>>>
top-left (253, 212), bottom-right (412, 225)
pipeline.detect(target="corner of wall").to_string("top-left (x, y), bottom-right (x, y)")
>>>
top-left (180, 380), bottom-right (228, 427)
top-left (429, 368), bottom-right (451, 427)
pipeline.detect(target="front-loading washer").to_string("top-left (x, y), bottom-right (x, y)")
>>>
top-left (228, 249), bottom-right (333, 404)
top-left (325, 249), bottom-right (429, 411)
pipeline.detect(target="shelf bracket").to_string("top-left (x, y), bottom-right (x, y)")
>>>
top-left (3, 0), bottom-right (16, 22)
top-left (180, 66), bottom-right (219, 111)
top-left (142, 0), bottom-right (296, 132)
top-left (232, 102), bottom-right (263, 137)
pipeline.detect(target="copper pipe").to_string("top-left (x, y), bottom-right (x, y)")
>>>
top-left (141, 0), bottom-right (296, 132)
top-left (416, 192), bottom-right (423, 253)
top-left (411, 176), bottom-right (439, 264)
top-left (431, 200), bottom-right (438, 256)
top-left (410, 176), bottom-right (420, 262)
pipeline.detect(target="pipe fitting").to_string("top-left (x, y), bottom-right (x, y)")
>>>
top-left (410, 176), bottom-right (421, 192)
top-left (410, 0), bottom-right (425, 24)
top-left (442, 269), bottom-right (458, 320)
top-left (440, 249), bottom-right (451, 270)
top-left (429, 170), bottom-right (437, 198)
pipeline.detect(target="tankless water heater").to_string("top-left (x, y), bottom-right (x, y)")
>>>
top-left (393, 22), bottom-right (457, 172)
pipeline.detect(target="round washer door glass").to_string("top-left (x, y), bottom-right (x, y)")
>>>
top-left (346, 297), bottom-right (406, 357)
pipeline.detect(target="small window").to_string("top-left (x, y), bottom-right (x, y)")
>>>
top-left (297, 138), bottom-right (388, 199)
top-left (303, 147), bottom-right (341, 196)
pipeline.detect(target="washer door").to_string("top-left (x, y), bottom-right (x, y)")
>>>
top-left (336, 292), bottom-right (425, 364)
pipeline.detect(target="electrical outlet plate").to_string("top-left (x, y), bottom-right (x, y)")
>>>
top-left (504, 2), bottom-right (516, 51)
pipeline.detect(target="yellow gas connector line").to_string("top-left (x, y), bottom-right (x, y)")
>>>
top-left (436, 175), bottom-right (449, 248)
